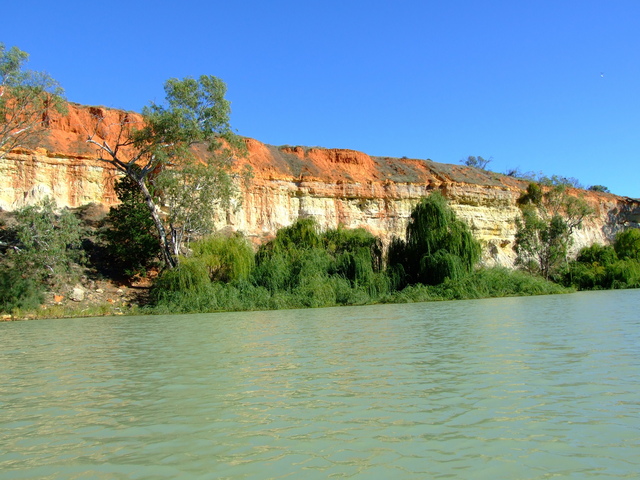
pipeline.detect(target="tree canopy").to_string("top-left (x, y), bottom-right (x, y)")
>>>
top-left (0, 43), bottom-right (65, 158)
top-left (614, 228), bottom-right (640, 262)
top-left (387, 192), bottom-right (481, 286)
top-left (87, 75), bottom-right (245, 268)
top-left (460, 155), bottom-right (492, 170)
top-left (514, 183), bottom-right (594, 279)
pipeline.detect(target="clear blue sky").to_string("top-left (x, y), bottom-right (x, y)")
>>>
top-left (4, 0), bottom-right (639, 198)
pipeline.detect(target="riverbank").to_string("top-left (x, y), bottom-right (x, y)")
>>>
top-left (1, 277), bottom-right (146, 321)
top-left (3, 198), bottom-right (637, 322)
top-left (3, 266), bottom-right (573, 321)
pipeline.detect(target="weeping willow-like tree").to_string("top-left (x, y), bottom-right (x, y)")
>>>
top-left (252, 218), bottom-right (324, 292)
top-left (387, 192), bottom-right (481, 286)
top-left (190, 234), bottom-right (254, 283)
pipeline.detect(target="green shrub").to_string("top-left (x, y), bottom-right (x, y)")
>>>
top-left (387, 192), bottom-right (481, 286)
top-left (190, 234), bottom-right (254, 283)
top-left (267, 291), bottom-right (298, 310)
top-left (385, 284), bottom-right (435, 303)
top-left (614, 229), bottom-right (640, 262)
top-left (151, 257), bottom-right (210, 301)
top-left (464, 267), bottom-right (568, 297)
top-left (293, 248), bottom-right (332, 285)
top-left (294, 274), bottom-right (336, 308)
top-left (252, 219), bottom-right (324, 292)
top-left (384, 267), bottom-right (568, 304)
top-left (1, 198), bottom-right (84, 311)
top-left (252, 252), bottom-right (292, 292)
top-left (268, 218), bottom-right (322, 252)
top-left (560, 240), bottom-right (640, 291)
top-left (323, 225), bottom-right (383, 270)
top-left (561, 262), bottom-right (608, 290)
top-left (253, 220), bottom-right (330, 292)
top-left (101, 176), bottom-right (161, 277)
top-left (560, 243), bottom-right (617, 290)
top-left (609, 259), bottom-right (640, 288)
top-left (576, 243), bottom-right (618, 265)
top-left (150, 285), bottom-right (218, 314)
top-left (13, 198), bottom-right (83, 283)
top-left (517, 182), bottom-right (544, 206)
top-left (0, 266), bottom-right (45, 313)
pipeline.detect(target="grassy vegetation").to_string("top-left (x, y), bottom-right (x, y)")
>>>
top-left (143, 197), bottom-right (573, 315)
top-left (558, 230), bottom-right (640, 290)
top-left (386, 267), bottom-right (568, 303)
top-left (3, 193), bottom-right (638, 321)
top-left (149, 221), bottom-right (392, 313)
top-left (146, 259), bottom-right (570, 314)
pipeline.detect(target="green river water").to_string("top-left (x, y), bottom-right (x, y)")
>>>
top-left (1, 289), bottom-right (639, 479)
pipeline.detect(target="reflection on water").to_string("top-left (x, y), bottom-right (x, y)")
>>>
top-left (1, 290), bottom-right (639, 479)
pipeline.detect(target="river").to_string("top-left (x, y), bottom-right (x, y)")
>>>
top-left (1, 290), bottom-right (639, 479)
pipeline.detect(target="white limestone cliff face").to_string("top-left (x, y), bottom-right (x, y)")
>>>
top-left (1, 103), bottom-right (638, 268)
top-left (0, 149), bottom-right (117, 210)
top-left (220, 176), bottom-right (637, 268)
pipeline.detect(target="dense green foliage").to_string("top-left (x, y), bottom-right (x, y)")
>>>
top-left (150, 219), bottom-right (391, 313)
top-left (588, 185), bottom-right (610, 193)
top-left (515, 183), bottom-right (593, 279)
top-left (146, 194), bottom-right (589, 315)
top-left (385, 267), bottom-right (568, 303)
top-left (387, 192), bottom-right (481, 287)
top-left (12, 198), bottom-right (83, 282)
top-left (150, 194), bottom-right (500, 314)
top-left (0, 266), bottom-right (44, 313)
top-left (0, 198), bottom-right (83, 313)
top-left (613, 228), bottom-right (640, 262)
top-left (1, 188), bottom-right (636, 318)
top-left (101, 176), bottom-right (161, 278)
top-left (88, 75), bottom-right (244, 268)
top-left (190, 234), bottom-right (255, 283)
top-left (560, 229), bottom-right (640, 290)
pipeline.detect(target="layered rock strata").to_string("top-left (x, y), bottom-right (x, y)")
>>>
top-left (1, 104), bottom-right (638, 266)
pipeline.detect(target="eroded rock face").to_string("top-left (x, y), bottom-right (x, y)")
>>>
top-left (1, 103), bottom-right (639, 267)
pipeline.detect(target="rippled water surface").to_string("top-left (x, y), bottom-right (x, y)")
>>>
top-left (2, 290), bottom-right (639, 479)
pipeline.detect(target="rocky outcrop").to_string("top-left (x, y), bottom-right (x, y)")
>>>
top-left (1, 103), bottom-right (639, 266)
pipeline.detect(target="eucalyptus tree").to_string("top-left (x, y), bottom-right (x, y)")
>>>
top-left (154, 159), bottom-right (238, 257)
top-left (0, 44), bottom-right (65, 158)
top-left (514, 183), bottom-right (594, 279)
top-left (87, 75), bottom-right (244, 268)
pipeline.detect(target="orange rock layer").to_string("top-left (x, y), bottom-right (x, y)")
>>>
top-left (1, 103), bottom-right (639, 266)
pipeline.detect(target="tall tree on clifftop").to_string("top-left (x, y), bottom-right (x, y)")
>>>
top-left (0, 44), bottom-right (65, 158)
top-left (86, 76), bottom-right (244, 268)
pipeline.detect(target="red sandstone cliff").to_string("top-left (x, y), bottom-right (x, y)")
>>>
top-left (1, 103), bottom-right (638, 266)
